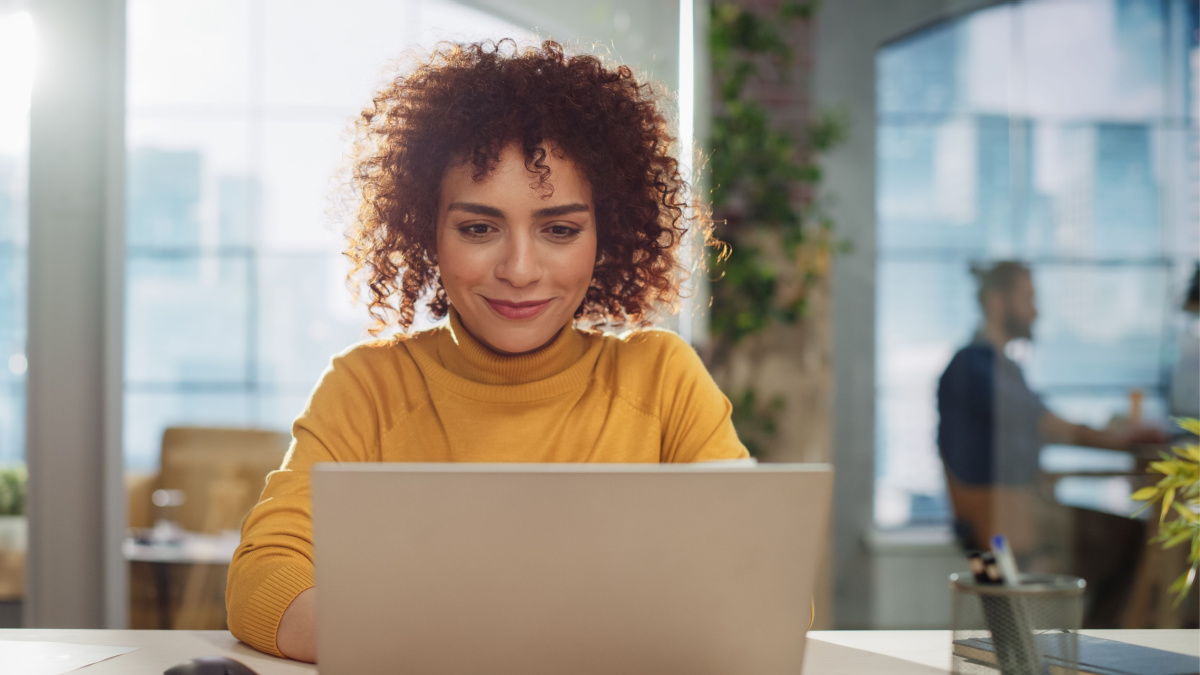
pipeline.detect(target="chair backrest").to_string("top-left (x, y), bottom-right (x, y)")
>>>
top-left (156, 426), bottom-right (290, 534)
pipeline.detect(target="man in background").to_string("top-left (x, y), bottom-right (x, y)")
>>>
top-left (936, 260), bottom-right (1167, 624)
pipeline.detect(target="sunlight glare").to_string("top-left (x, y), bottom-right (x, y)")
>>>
top-left (0, 11), bottom-right (36, 156)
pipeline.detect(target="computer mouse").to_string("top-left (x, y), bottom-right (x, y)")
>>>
top-left (163, 655), bottom-right (259, 675)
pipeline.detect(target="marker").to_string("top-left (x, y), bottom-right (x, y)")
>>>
top-left (982, 552), bottom-right (1003, 585)
top-left (968, 551), bottom-right (988, 583)
top-left (991, 535), bottom-right (1021, 587)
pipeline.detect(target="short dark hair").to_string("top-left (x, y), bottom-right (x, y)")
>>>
top-left (971, 260), bottom-right (1031, 309)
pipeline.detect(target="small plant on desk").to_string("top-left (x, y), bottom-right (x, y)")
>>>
top-left (1131, 418), bottom-right (1200, 606)
top-left (0, 464), bottom-right (24, 517)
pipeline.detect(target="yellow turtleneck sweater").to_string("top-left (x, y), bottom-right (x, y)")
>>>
top-left (226, 310), bottom-right (749, 656)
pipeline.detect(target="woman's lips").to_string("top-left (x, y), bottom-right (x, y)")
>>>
top-left (484, 298), bottom-right (552, 320)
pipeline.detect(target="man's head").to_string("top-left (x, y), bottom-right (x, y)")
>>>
top-left (975, 261), bottom-right (1037, 341)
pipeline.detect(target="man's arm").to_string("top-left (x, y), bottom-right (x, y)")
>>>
top-left (1039, 410), bottom-right (1168, 451)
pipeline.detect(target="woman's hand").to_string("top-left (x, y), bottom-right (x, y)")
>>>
top-left (276, 587), bottom-right (317, 663)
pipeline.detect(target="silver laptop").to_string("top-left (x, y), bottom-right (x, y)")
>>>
top-left (312, 463), bottom-right (833, 675)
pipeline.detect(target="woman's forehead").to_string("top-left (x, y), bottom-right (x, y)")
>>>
top-left (439, 143), bottom-right (593, 208)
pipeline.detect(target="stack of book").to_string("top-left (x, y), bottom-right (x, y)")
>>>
top-left (952, 634), bottom-right (1200, 675)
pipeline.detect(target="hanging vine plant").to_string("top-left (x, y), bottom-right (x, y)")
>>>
top-left (706, 0), bottom-right (847, 454)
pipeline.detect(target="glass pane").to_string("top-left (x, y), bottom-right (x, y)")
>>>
top-left (876, 259), bottom-right (979, 390)
top-left (126, 120), bottom-right (252, 249)
top-left (258, 120), bottom-right (347, 252)
top-left (125, 255), bottom-right (251, 384)
top-left (875, 388), bottom-right (948, 527)
top-left (878, 4), bottom-right (1015, 118)
top-left (1042, 390), bottom-right (1167, 430)
top-left (878, 116), bottom-right (1020, 254)
top-left (261, 0), bottom-right (412, 110)
top-left (1026, 264), bottom-right (1168, 389)
top-left (0, 251), bottom-right (26, 388)
top-left (1019, 122), bottom-right (1164, 258)
top-left (123, 391), bottom-right (257, 471)
top-left (1163, 126), bottom-right (1199, 261)
top-left (0, 156), bottom-right (27, 246)
top-left (1018, 0), bottom-right (1166, 120)
top-left (258, 392), bottom-right (312, 436)
top-left (877, 18), bottom-right (961, 116)
top-left (414, 0), bottom-right (538, 46)
top-left (256, 253), bottom-right (371, 388)
top-left (0, 391), bottom-right (23, 465)
top-left (260, 0), bottom-right (532, 110)
top-left (126, 0), bottom-right (251, 110)
top-left (874, 0), bottom-right (1196, 532)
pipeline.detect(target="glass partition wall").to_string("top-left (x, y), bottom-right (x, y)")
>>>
top-left (0, 10), bottom-right (33, 468)
top-left (874, 0), bottom-right (1199, 528)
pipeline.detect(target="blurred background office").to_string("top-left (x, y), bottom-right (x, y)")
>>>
top-left (0, 0), bottom-right (1196, 633)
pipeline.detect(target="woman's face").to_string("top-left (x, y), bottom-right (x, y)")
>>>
top-left (435, 143), bottom-right (597, 355)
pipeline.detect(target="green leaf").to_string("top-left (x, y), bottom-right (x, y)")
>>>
top-left (1172, 502), bottom-right (1200, 523)
top-left (1176, 417), bottom-right (1199, 435)
top-left (1131, 486), bottom-right (1160, 502)
top-left (1161, 529), bottom-right (1194, 549)
top-left (1161, 488), bottom-right (1175, 523)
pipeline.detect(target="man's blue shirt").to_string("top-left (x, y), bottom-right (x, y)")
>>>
top-left (937, 335), bottom-right (1046, 486)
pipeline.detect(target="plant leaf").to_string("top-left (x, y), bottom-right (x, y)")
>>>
top-left (1161, 488), bottom-right (1175, 523)
top-left (1130, 486), bottom-right (1160, 502)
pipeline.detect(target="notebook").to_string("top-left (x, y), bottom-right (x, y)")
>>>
top-left (953, 634), bottom-right (1200, 675)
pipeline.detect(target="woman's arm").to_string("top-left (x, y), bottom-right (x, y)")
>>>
top-left (226, 348), bottom-right (384, 659)
top-left (276, 588), bottom-right (317, 662)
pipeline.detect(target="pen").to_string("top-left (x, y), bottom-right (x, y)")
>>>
top-left (968, 551), bottom-right (988, 583)
top-left (989, 534), bottom-right (1043, 675)
top-left (982, 552), bottom-right (1003, 584)
top-left (991, 535), bottom-right (1021, 586)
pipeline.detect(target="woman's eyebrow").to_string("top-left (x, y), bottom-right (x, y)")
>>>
top-left (446, 202), bottom-right (504, 217)
top-left (532, 203), bottom-right (590, 218)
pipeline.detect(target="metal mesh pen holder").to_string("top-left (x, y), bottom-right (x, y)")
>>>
top-left (949, 573), bottom-right (1086, 675)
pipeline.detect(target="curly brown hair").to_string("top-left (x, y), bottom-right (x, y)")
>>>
top-left (345, 39), bottom-right (703, 334)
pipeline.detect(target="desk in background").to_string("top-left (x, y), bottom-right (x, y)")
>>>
top-left (0, 629), bottom-right (1194, 674)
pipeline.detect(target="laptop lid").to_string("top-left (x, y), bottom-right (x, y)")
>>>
top-left (312, 463), bottom-right (833, 675)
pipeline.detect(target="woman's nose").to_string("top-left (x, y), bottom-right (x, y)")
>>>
top-left (494, 234), bottom-right (543, 287)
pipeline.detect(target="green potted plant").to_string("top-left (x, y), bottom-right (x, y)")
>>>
top-left (1132, 419), bottom-right (1199, 605)
top-left (0, 464), bottom-right (27, 553)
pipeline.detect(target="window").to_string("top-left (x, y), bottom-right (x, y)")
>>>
top-left (0, 10), bottom-right (33, 466)
top-left (124, 0), bottom-right (533, 470)
top-left (874, 0), bottom-right (1199, 527)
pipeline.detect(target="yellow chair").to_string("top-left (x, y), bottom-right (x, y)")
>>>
top-left (129, 426), bottom-right (289, 629)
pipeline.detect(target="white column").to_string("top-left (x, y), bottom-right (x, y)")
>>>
top-left (24, 0), bottom-right (125, 628)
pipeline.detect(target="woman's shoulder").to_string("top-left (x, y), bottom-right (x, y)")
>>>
top-left (592, 327), bottom-right (709, 407)
top-left (601, 327), bottom-right (695, 362)
top-left (317, 329), bottom-right (438, 403)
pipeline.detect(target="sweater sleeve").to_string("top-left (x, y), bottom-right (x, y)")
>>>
top-left (226, 348), bottom-right (381, 656)
top-left (655, 334), bottom-right (750, 463)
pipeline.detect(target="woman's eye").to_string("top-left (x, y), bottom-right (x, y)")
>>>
top-left (458, 223), bottom-right (493, 237)
top-left (546, 224), bottom-right (581, 239)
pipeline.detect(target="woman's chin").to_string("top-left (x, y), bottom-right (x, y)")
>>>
top-left (480, 328), bottom-right (558, 355)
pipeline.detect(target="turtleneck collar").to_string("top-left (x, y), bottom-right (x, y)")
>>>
top-left (435, 306), bottom-right (587, 385)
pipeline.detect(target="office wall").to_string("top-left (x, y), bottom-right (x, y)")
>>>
top-left (813, 0), bottom-right (1002, 628)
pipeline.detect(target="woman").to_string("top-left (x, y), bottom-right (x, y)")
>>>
top-left (226, 39), bottom-right (748, 663)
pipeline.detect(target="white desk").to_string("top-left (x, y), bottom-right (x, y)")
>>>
top-left (0, 629), bottom-right (1195, 673)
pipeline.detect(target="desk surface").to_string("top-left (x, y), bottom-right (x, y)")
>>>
top-left (0, 629), bottom-right (1195, 674)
